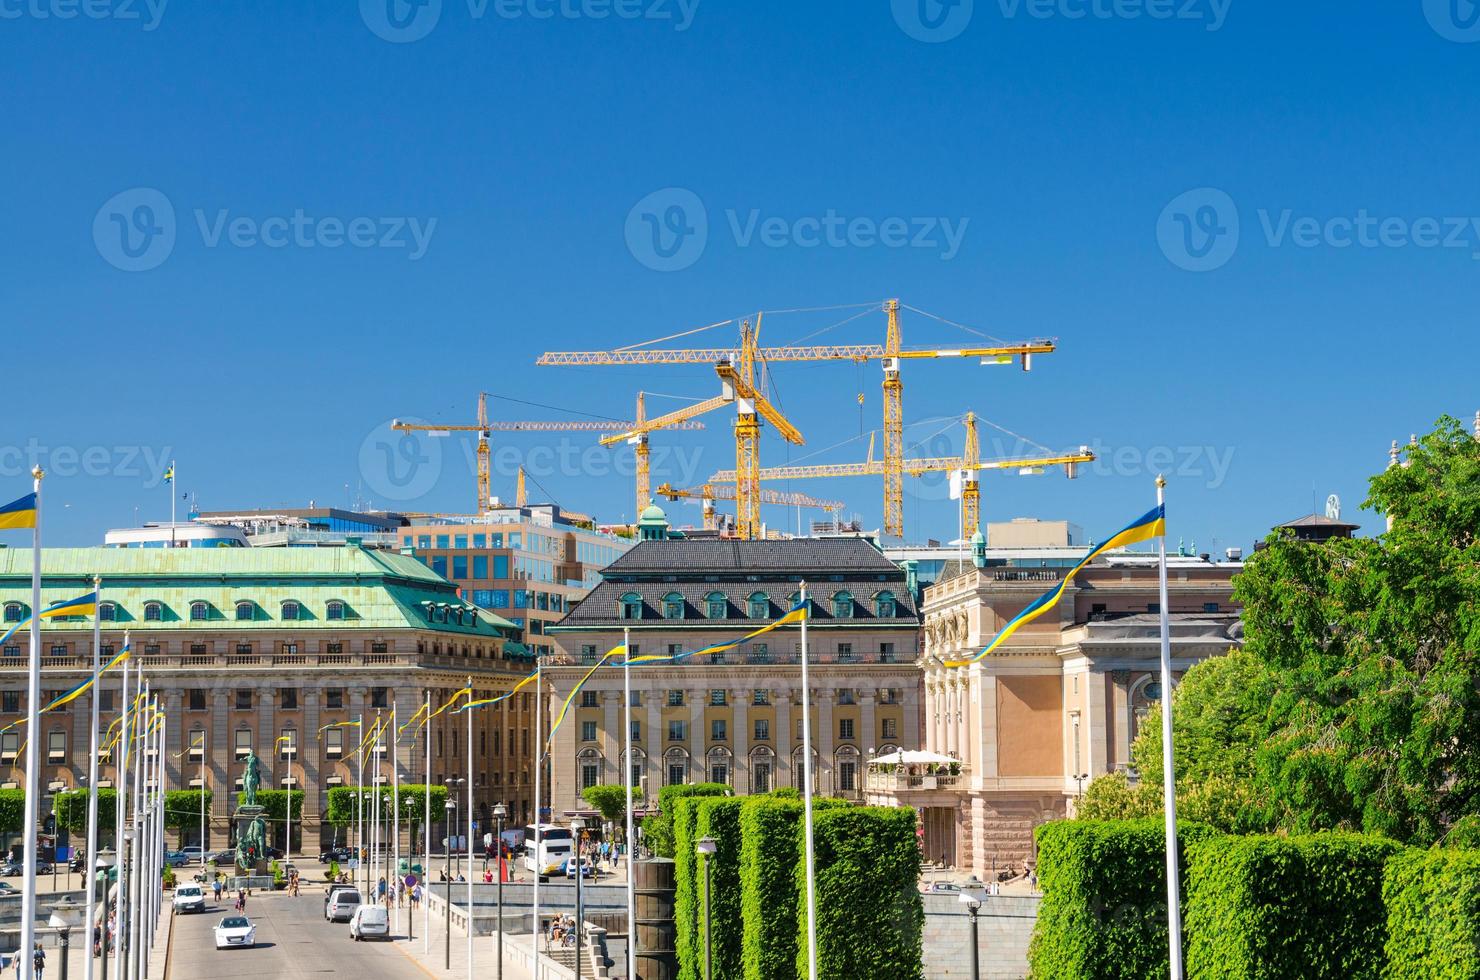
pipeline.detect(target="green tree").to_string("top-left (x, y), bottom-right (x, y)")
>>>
top-left (582, 785), bottom-right (639, 841)
top-left (54, 789), bottom-right (116, 835)
top-left (163, 790), bottom-right (212, 833)
top-left (1130, 415), bottom-right (1480, 845)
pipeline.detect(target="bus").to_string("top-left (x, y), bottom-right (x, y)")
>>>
top-left (522, 823), bottom-right (573, 880)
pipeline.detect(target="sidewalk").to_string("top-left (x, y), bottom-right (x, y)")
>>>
top-left (390, 929), bottom-right (538, 980)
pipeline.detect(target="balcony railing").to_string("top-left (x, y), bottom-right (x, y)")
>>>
top-left (550, 648), bottom-right (913, 668)
top-left (864, 766), bottom-right (967, 793)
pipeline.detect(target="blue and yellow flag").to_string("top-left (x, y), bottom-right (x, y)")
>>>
top-left (945, 504), bottom-right (1166, 668)
top-left (547, 649), bottom-right (621, 749)
top-left (0, 636), bottom-right (128, 734)
top-left (454, 668), bottom-right (539, 714)
top-left (0, 590), bottom-right (102, 648)
top-left (163, 466), bottom-right (175, 484)
top-left (0, 493), bottom-right (36, 531)
top-left (617, 601), bottom-right (809, 666)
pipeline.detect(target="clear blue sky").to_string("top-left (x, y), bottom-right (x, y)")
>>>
top-left (5, 0), bottom-right (1477, 551)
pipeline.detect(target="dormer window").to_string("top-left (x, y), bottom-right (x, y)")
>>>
top-left (235, 602), bottom-right (254, 621)
top-left (3, 603), bottom-right (25, 623)
top-left (663, 593), bottom-right (685, 620)
top-left (831, 592), bottom-right (854, 619)
top-left (747, 592), bottom-right (769, 619)
top-left (619, 593), bottom-right (643, 621)
top-left (190, 601), bottom-right (210, 622)
top-left (874, 591), bottom-right (897, 618)
top-left (143, 602), bottom-right (163, 622)
top-left (326, 600), bottom-right (346, 621)
top-left (281, 601), bottom-right (300, 621)
top-left (98, 602), bottom-right (117, 622)
top-left (705, 592), bottom-right (727, 620)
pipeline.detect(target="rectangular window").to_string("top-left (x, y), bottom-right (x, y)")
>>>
top-left (751, 762), bottom-right (772, 794)
top-left (190, 643), bottom-right (207, 656)
top-left (710, 720), bottom-right (726, 741)
top-left (454, 534), bottom-right (468, 549)
top-left (668, 763), bottom-right (686, 787)
top-left (371, 642), bottom-right (388, 653)
top-left (839, 719), bottom-right (854, 740)
top-left (189, 689), bottom-right (206, 711)
top-left (431, 556), bottom-right (448, 577)
top-left (279, 729), bottom-right (297, 759)
top-left (630, 720), bottom-right (641, 742)
top-left (1, 646), bottom-right (18, 658)
top-left (668, 720), bottom-right (686, 742)
top-left (710, 690), bottom-right (726, 706)
top-left (417, 535), bottom-right (431, 549)
top-left (668, 690), bottom-right (684, 707)
top-left (452, 556), bottom-right (468, 579)
top-left (491, 590), bottom-right (510, 609)
top-left (371, 687), bottom-right (388, 708)
top-left (882, 718), bottom-right (897, 739)
top-left (436, 534), bottom-right (450, 549)
top-left (880, 642), bottom-right (895, 663)
top-left (473, 534), bottom-right (486, 549)
top-left (326, 689), bottom-right (343, 710)
top-left (839, 761), bottom-right (856, 793)
top-left (280, 688), bottom-right (298, 710)
top-left (235, 690), bottom-right (252, 710)
top-left (753, 690), bottom-right (769, 706)
top-left (493, 555), bottom-right (509, 578)
top-left (0, 732), bottom-right (17, 762)
top-left (325, 728), bottom-right (344, 758)
top-left (581, 764), bottom-right (599, 790)
top-left (581, 721), bottom-right (597, 743)
top-left (1203, 602), bottom-right (1220, 613)
top-left (473, 556), bottom-right (488, 579)
top-left (581, 691), bottom-right (599, 708)
top-left (187, 730), bottom-right (205, 761)
top-left (753, 719), bottom-right (770, 741)
top-left (101, 690), bottom-right (114, 712)
top-left (47, 731), bottom-right (65, 761)
top-left (710, 764), bottom-right (727, 785)
top-left (234, 729), bottom-right (252, 760)
top-left (580, 645), bottom-right (598, 664)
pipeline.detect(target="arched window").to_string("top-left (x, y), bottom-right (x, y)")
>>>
top-left (577, 748), bottom-right (604, 791)
top-left (619, 593), bottom-right (643, 621)
top-left (835, 745), bottom-right (862, 795)
top-left (621, 747), bottom-right (647, 790)
top-left (874, 591), bottom-right (897, 618)
top-left (663, 592), bottom-right (685, 621)
top-left (281, 600), bottom-right (300, 621)
top-left (143, 602), bottom-right (163, 622)
top-left (831, 591), bottom-right (854, 619)
top-left (749, 746), bottom-right (776, 794)
top-left (326, 600), bottom-right (346, 621)
top-left (705, 592), bottom-right (727, 620)
top-left (189, 601), bottom-right (209, 622)
top-left (235, 601), bottom-right (254, 621)
top-left (791, 745), bottom-right (818, 791)
top-left (98, 602), bottom-right (117, 622)
top-left (747, 592), bottom-right (769, 620)
top-left (3, 603), bottom-right (24, 623)
top-left (706, 746), bottom-right (733, 786)
top-left (663, 747), bottom-right (690, 787)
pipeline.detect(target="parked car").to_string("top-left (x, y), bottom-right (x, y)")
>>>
top-left (562, 857), bottom-right (595, 880)
top-left (324, 883), bottom-right (358, 912)
top-left (325, 888), bottom-right (362, 922)
top-left (0, 881), bottom-right (16, 894)
top-left (165, 850), bottom-right (191, 868)
top-left (180, 846), bottom-right (207, 865)
top-left (318, 847), bottom-right (353, 864)
top-left (172, 884), bottom-right (206, 915)
top-left (209, 850), bottom-right (236, 865)
top-left (34, 862), bottom-right (53, 876)
top-left (213, 915), bottom-right (255, 950)
top-left (349, 904), bottom-right (389, 941)
top-left (0, 862), bottom-right (21, 878)
top-left (926, 881), bottom-right (962, 894)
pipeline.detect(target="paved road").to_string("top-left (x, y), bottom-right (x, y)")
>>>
top-left (167, 892), bottom-right (428, 979)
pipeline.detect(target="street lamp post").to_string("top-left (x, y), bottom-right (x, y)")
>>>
top-left (696, 836), bottom-right (717, 980)
top-left (493, 802), bottom-right (507, 980)
top-left (443, 797), bottom-right (455, 971)
top-left (571, 815), bottom-right (586, 980)
top-left (50, 897), bottom-right (83, 980)
top-left (960, 876), bottom-right (989, 980)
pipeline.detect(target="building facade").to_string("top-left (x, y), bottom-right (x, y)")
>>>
top-left (0, 546), bottom-right (541, 852)
top-left (398, 504), bottom-right (633, 659)
top-left (544, 511), bottom-right (924, 817)
top-left (868, 535), bottom-right (1241, 877)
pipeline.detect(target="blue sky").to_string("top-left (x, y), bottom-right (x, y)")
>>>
top-left (3, 0), bottom-right (1477, 550)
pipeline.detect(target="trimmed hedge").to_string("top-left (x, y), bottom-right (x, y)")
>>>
top-left (646, 783), bottom-right (731, 859)
top-left (239, 789), bottom-right (304, 825)
top-left (1185, 833), bottom-right (1398, 980)
top-left (324, 784), bottom-right (447, 826)
top-left (1383, 847), bottom-right (1480, 979)
top-left (801, 805), bottom-right (923, 980)
top-left (163, 790), bottom-right (212, 832)
top-left (54, 789), bottom-right (116, 834)
top-left (1029, 818), bottom-right (1216, 980)
top-left (673, 797), bottom-right (745, 980)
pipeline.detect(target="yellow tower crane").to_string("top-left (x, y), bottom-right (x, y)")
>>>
top-left (653, 482), bottom-right (844, 532)
top-left (392, 391), bottom-right (703, 513)
top-left (539, 299), bottom-right (1054, 537)
top-left (709, 413), bottom-right (1095, 541)
top-left (601, 390), bottom-right (736, 519)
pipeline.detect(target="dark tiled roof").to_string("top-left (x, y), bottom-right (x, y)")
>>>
top-left (601, 537), bottom-right (902, 575)
top-left (1276, 513), bottom-right (1360, 531)
top-left (555, 579), bottom-right (917, 628)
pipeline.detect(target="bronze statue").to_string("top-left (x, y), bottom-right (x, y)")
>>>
top-left (236, 750), bottom-right (268, 871)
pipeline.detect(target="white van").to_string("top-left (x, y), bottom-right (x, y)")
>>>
top-left (325, 889), bottom-right (362, 922)
top-left (172, 884), bottom-right (206, 915)
top-left (349, 904), bottom-right (389, 941)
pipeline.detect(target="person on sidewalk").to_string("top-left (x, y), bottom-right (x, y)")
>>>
top-left (32, 943), bottom-right (45, 980)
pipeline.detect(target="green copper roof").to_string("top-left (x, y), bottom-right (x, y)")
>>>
top-left (0, 547), bottom-right (517, 636)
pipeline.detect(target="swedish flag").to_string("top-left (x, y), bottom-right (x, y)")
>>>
top-left (0, 493), bottom-right (37, 530)
top-left (39, 592), bottom-right (97, 620)
top-left (945, 504), bottom-right (1167, 667)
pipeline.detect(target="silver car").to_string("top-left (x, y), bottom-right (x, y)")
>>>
top-left (324, 889), bottom-right (362, 922)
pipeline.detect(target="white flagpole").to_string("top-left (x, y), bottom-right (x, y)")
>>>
top-left (112, 640), bottom-right (132, 980)
top-left (1155, 476), bottom-right (1185, 980)
top-left (19, 468), bottom-right (43, 979)
top-left (128, 681), bottom-right (145, 980)
top-left (799, 583), bottom-right (819, 980)
top-left (532, 663), bottom-right (542, 961)
top-left (168, 460), bottom-right (176, 549)
top-left (356, 714), bottom-right (364, 897)
top-left (423, 689), bottom-right (431, 953)
top-left (466, 676), bottom-right (474, 980)
top-left (84, 575), bottom-right (102, 980)
top-left (623, 627), bottom-right (637, 980)
top-left (393, 702), bottom-right (401, 938)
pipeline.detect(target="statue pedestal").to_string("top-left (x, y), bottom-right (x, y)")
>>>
top-left (227, 803), bottom-right (275, 891)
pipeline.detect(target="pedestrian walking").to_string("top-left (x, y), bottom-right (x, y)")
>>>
top-left (32, 943), bottom-right (45, 980)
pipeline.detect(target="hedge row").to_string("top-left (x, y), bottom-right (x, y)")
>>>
top-left (645, 782), bottom-right (731, 859)
top-left (324, 784), bottom-right (447, 826)
top-left (673, 796), bottom-right (745, 980)
top-left (1185, 833), bottom-right (1397, 980)
top-left (1032, 821), bottom-right (1480, 979)
top-left (739, 798), bottom-right (806, 980)
top-left (1029, 819), bottom-right (1217, 980)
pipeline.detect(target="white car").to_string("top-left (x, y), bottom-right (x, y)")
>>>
top-left (349, 904), bottom-right (389, 941)
top-left (213, 915), bottom-right (255, 950)
top-left (172, 885), bottom-right (206, 915)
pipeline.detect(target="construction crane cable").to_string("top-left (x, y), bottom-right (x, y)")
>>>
top-left (760, 301), bottom-right (884, 315)
top-left (776, 307), bottom-right (879, 346)
top-left (974, 416), bottom-right (1054, 455)
top-left (614, 318), bottom-right (735, 352)
top-left (899, 303), bottom-right (1010, 346)
top-left (487, 393), bottom-right (625, 423)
